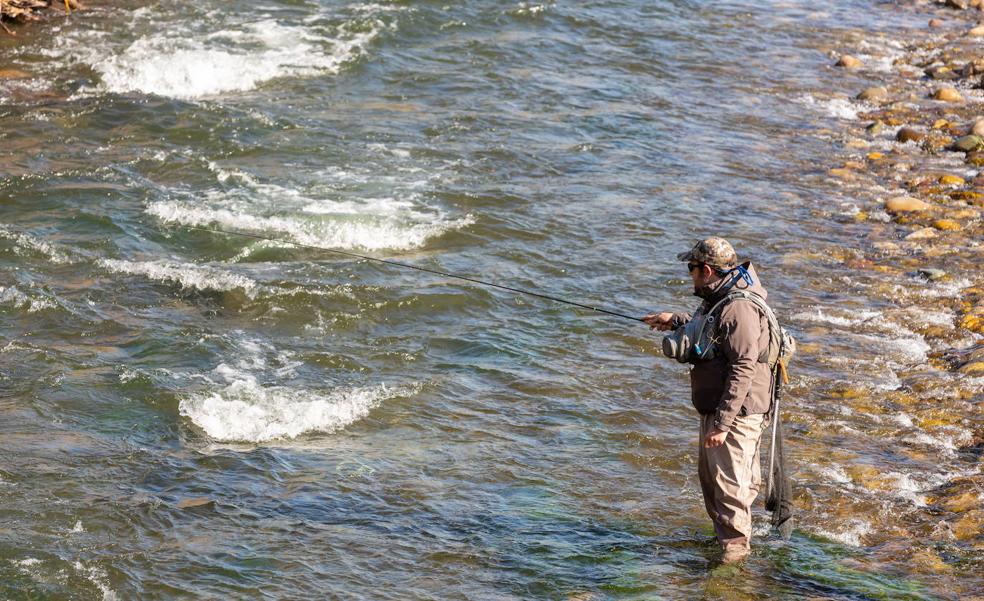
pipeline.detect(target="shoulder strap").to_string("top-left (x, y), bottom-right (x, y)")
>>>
top-left (709, 290), bottom-right (781, 365)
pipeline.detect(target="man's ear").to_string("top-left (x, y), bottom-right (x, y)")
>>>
top-left (702, 264), bottom-right (715, 278)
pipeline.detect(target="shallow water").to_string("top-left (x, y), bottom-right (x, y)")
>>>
top-left (0, 0), bottom-right (981, 599)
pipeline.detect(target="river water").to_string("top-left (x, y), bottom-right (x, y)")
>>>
top-left (1, 0), bottom-right (982, 599)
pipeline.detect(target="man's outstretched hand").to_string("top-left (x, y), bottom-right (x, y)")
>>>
top-left (642, 312), bottom-right (677, 331)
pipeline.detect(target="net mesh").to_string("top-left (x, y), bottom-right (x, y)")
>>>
top-left (765, 370), bottom-right (794, 539)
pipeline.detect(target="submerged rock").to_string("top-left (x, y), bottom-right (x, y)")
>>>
top-left (933, 218), bottom-right (962, 230)
top-left (939, 174), bottom-right (965, 185)
top-left (933, 87), bottom-right (964, 102)
top-left (836, 55), bottom-right (863, 69)
top-left (0, 69), bottom-right (30, 80)
top-left (951, 135), bottom-right (984, 152)
top-left (972, 120), bottom-right (984, 137)
top-left (905, 227), bottom-right (938, 240)
top-left (866, 121), bottom-right (885, 135)
top-left (970, 25), bottom-right (984, 36)
top-left (896, 127), bottom-right (924, 143)
top-left (885, 196), bottom-right (931, 212)
top-left (918, 268), bottom-right (947, 280)
top-left (945, 0), bottom-right (969, 9)
top-left (858, 86), bottom-right (889, 102)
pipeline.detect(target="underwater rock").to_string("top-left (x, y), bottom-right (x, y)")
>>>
top-left (885, 196), bottom-right (931, 212)
top-left (0, 69), bottom-right (31, 80)
top-left (932, 218), bottom-right (962, 230)
top-left (918, 268), bottom-right (948, 280)
top-left (939, 174), bottom-right (966, 185)
top-left (951, 135), bottom-right (984, 152)
top-left (909, 549), bottom-right (953, 574)
top-left (858, 86), bottom-right (889, 102)
top-left (836, 55), bottom-right (863, 69)
top-left (952, 510), bottom-right (984, 540)
top-left (866, 121), bottom-right (885, 135)
top-left (896, 127), bottom-right (924, 143)
top-left (905, 227), bottom-right (938, 240)
top-left (933, 87), bottom-right (964, 102)
top-left (945, 491), bottom-right (981, 513)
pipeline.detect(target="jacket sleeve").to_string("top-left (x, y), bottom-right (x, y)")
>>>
top-left (713, 300), bottom-right (761, 431)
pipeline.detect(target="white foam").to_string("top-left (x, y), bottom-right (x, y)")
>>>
top-left (99, 258), bottom-right (257, 296)
top-left (856, 333), bottom-right (930, 364)
top-left (74, 561), bottom-right (118, 601)
top-left (0, 225), bottom-right (73, 264)
top-left (814, 519), bottom-right (872, 547)
top-left (817, 465), bottom-right (851, 485)
top-left (179, 376), bottom-right (403, 442)
top-left (146, 200), bottom-right (473, 252)
top-left (176, 334), bottom-right (412, 442)
top-left (797, 94), bottom-right (861, 120)
top-left (88, 19), bottom-right (384, 99)
top-left (0, 286), bottom-right (57, 312)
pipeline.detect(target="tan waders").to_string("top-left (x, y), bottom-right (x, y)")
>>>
top-left (698, 411), bottom-right (768, 559)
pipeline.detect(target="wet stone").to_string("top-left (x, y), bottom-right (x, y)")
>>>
top-left (896, 127), bottom-right (924, 143)
top-left (934, 87), bottom-right (964, 102)
top-left (905, 227), bottom-right (938, 240)
top-left (939, 174), bottom-right (966, 185)
top-left (918, 268), bottom-right (948, 280)
top-left (928, 66), bottom-right (957, 80)
top-left (836, 55), bottom-right (863, 69)
top-left (858, 86), bottom-right (889, 102)
top-left (866, 121), bottom-right (885, 135)
top-left (951, 135), bottom-right (984, 152)
top-left (971, 119), bottom-right (984, 137)
top-left (933, 218), bottom-right (962, 230)
top-left (885, 196), bottom-right (931, 212)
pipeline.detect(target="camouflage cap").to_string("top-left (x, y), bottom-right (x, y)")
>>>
top-left (676, 237), bottom-right (739, 270)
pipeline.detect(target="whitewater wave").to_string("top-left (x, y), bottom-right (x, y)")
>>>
top-left (99, 258), bottom-right (258, 296)
top-left (0, 225), bottom-right (74, 264)
top-left (0, 286), bottom-right (57, 313)
top-left (179, 375), bottom-right (402, 442)
top-left (146, 200), bottom-right (473, 252)
top-left (177, 337), bottom-right (414, 442)
top-left (89, 19), bottom-right (385, 99)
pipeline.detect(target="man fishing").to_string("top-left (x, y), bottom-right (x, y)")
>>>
top-left (643, 237), bottom-right (777, 564)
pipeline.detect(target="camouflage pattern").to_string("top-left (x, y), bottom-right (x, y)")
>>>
top-left (676, 237), bottom-right (739, 270)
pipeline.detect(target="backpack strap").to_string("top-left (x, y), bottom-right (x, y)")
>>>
top-left (706, 290), bottom-right (779, 365)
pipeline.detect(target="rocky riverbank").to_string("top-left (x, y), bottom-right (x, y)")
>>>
top-left (811, 0), bottom-right (984, 587)
top-left (0, 0), bottom-right (82, 34)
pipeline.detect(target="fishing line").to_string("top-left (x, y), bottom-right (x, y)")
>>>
top-left (175, 224), bottom-right (646, 323)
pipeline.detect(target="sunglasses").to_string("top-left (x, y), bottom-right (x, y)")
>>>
top-left (687, 262), bottom-right (703, 273)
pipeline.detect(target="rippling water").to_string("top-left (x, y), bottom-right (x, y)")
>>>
top-left (1, 1), bottom-right (981, 598)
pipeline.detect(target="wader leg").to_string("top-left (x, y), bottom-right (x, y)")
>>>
top-left (698, 412), bottom-right (767, 552)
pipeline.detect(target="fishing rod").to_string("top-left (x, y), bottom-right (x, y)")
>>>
top-left (177, 224), bottom-right (646, 323)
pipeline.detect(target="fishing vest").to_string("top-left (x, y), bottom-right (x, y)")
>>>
top-left (662, 290), bottom-right (796, 370)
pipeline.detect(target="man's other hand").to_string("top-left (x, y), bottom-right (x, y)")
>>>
top-left (704, 429), bottom-right (728, 448)
top-left (642, 312), bottom-right (676, 331)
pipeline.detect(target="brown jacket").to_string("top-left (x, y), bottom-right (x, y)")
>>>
top-left (673, 263), bottom-right (774, 431)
